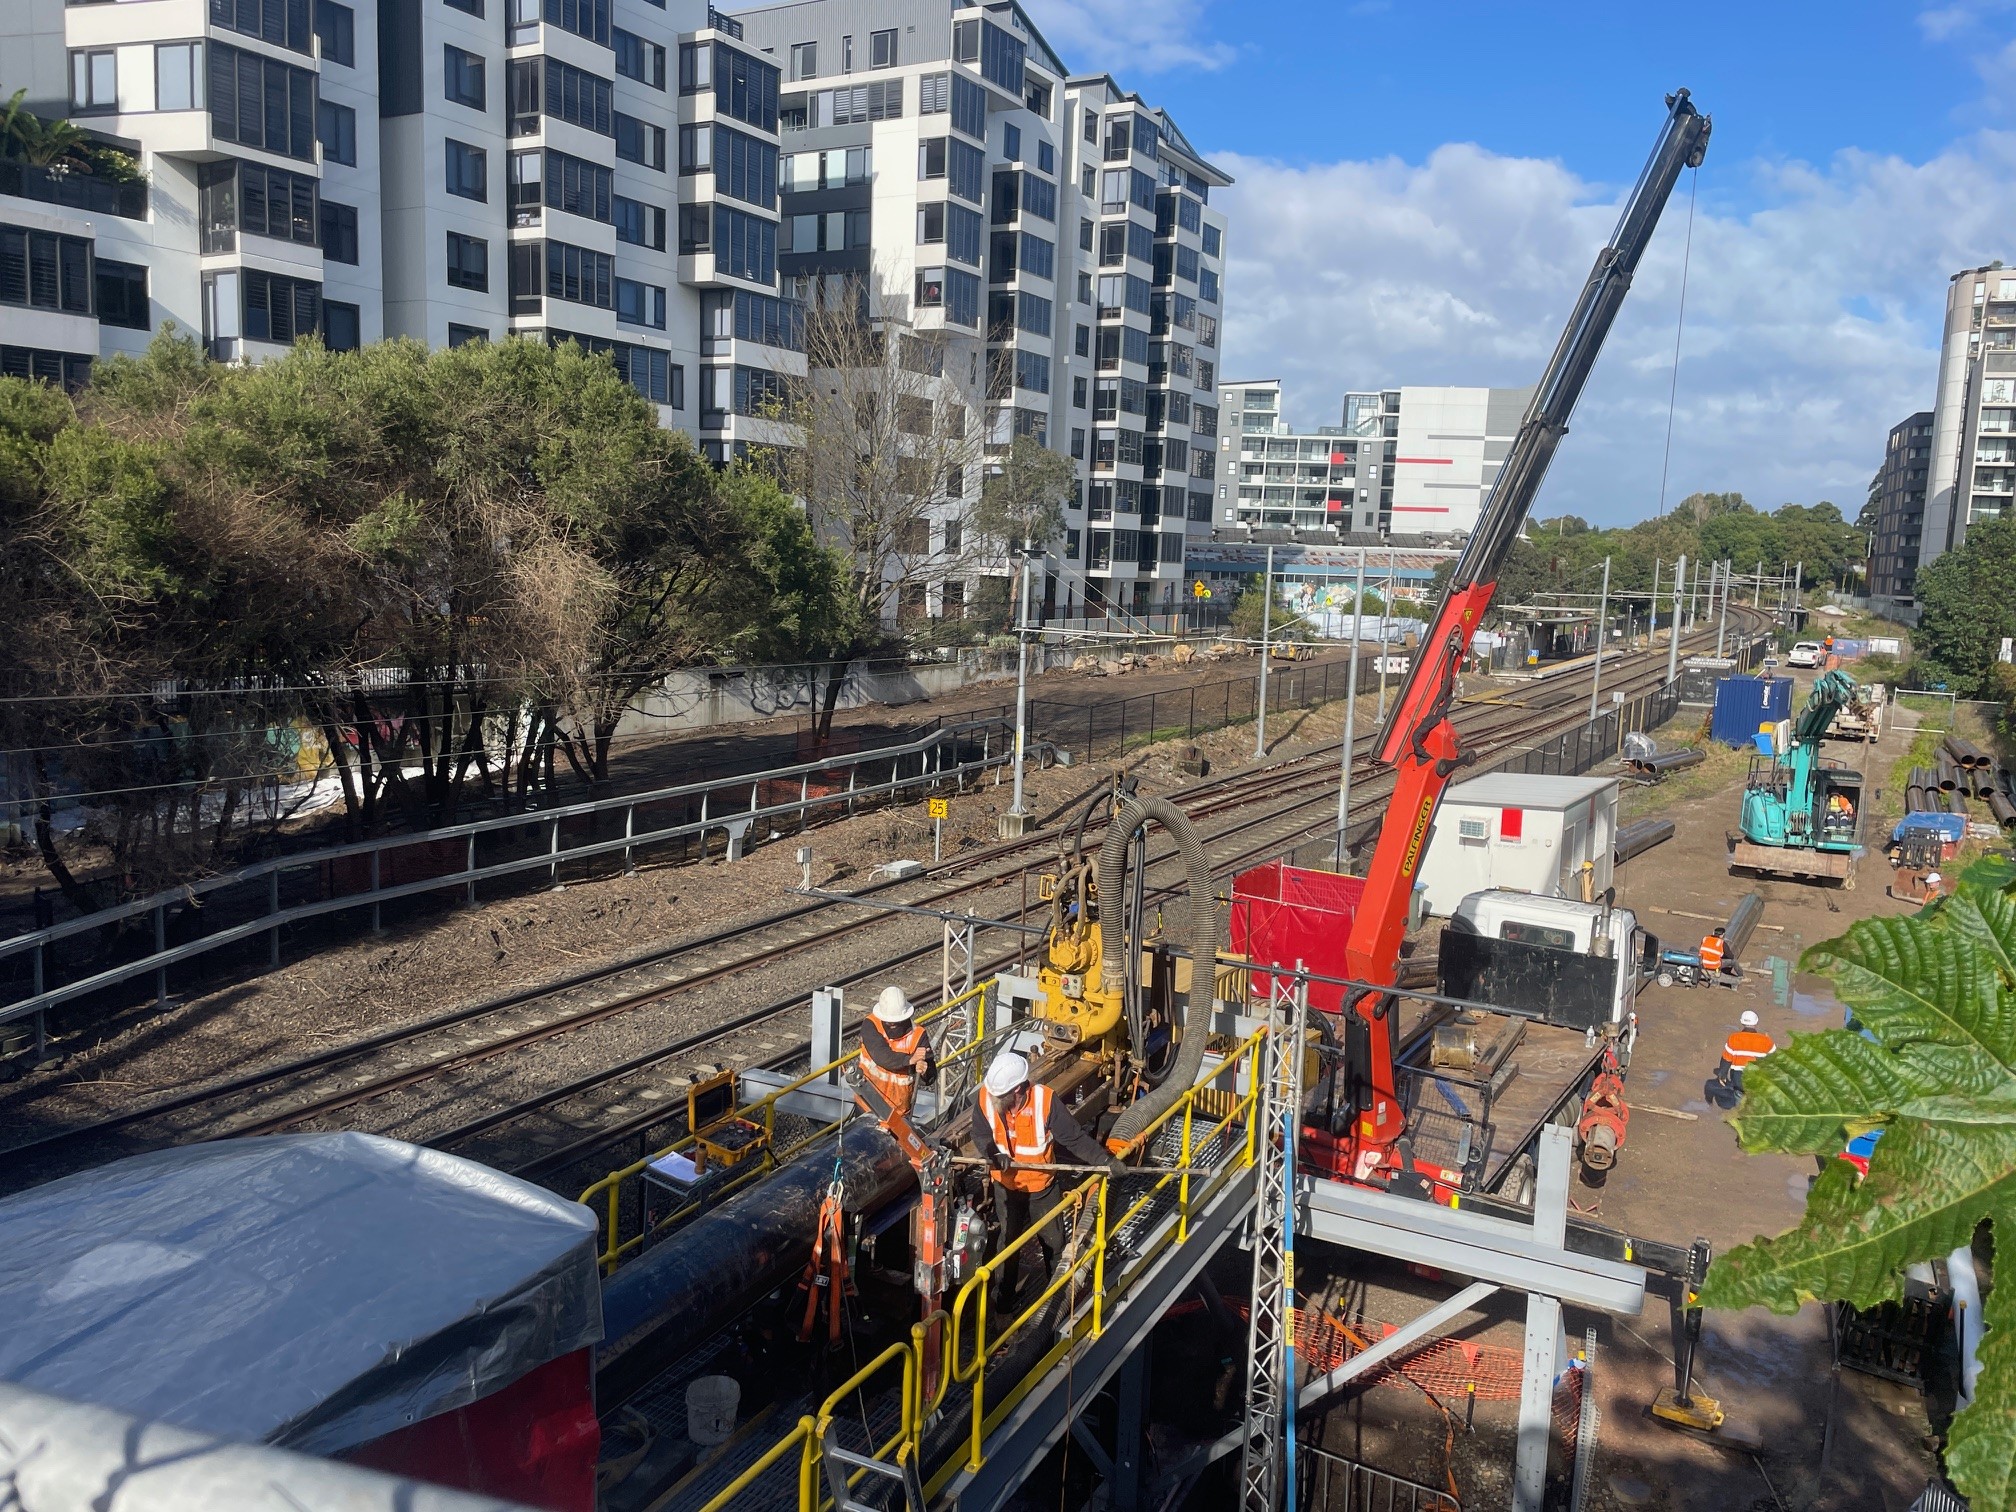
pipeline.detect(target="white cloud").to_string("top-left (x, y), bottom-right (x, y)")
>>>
top-left (1213, 132), bottom-right (2016, 523)
top-left (1018, 0), bottom-right (1233, 74)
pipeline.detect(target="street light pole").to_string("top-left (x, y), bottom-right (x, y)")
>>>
top-left (1716, 558), bottom-right (1729, 657)
top-left (1255, 544), bottom-right (1275, 758)
top-left (1005, 539), bottom-right (1035, 833)
top-left (1588, 555), bottom-right (1611, 722)
top-left (1335, 547), bottom-right (1367, 867)
top-left (1377, 546), bottom-right (1397, 721)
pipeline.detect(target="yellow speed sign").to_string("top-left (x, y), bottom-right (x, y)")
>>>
top-left (928, 798), bottom-right (949, 819)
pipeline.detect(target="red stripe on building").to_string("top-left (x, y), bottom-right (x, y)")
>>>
top-left (1394, 457), bottom-right (1453, 465)
top-left (1390, 505), bottom-right (1450, 513)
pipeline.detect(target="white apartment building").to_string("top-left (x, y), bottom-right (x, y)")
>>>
top-left (0, 0), bottom-right (1227, 621)
top-left (1220, 380), bottom-right (1529, 541)
top-left (1918, 262), bottom-right (2016, 570)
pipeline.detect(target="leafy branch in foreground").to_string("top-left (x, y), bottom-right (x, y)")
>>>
top-left (1696, 871), bottom-right (2016, 1503)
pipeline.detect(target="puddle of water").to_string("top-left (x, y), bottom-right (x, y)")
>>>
top-left (1787, 1171), bottom-right (1814, 1200)
top-left (1682, 1098), bottom-right (1713, 1114)
top-left (1790, 983), bottom-right (1844, 1020)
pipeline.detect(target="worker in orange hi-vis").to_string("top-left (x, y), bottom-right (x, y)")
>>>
top-left (856, 986), bottom-right (936, 1119)
top-left (1697, 926), bottom-right (1727, 977)
top-left (1719, 1010), bottom-right (1776, 1098)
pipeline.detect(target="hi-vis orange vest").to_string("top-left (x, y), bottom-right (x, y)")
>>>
top-left (1723, 1029), bottom-right (1774, 1069)
top-left (1699, 934), bottom-right (1726, 972)
top-left (859, 1021), bottom-right (927, 1115)
top-left (980, 1083), bottom-right (1056, 1193)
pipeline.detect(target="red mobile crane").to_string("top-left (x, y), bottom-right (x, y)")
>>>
top-left (1319, 91), bottom-right (1712, 1194)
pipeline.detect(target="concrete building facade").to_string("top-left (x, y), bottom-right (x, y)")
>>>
top-left (1220, 379), bottom-right (1529, 541)
top-left (1867, 409), bottom-right (1932, 611)
top-left (1918, 262), bottom-right (2016, 571)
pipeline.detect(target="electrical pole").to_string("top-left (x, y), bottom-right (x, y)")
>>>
top-left (1335, 548), bottom-right (1366, 868)
top-left (1792, 560), bottom-right (1803, 625)
top-left (1589, 555), bottom-right (1611, 721)
top-left (1716, 558), bottom-right (1729, 657)
top-left (1254, 545), bottom-right (1274, 758)
top-left (1667, 554), bottom-right (1686, 684)
top-left (1650, 558), bottom-right (1661, 643)
top-left (1005, 540), bottom-right (1035, 834)
top-left (1377, 547), bottom-right (1397, 721)
top-left (1688, 559), bottom-right (1699, 628)
top-left (1754, 559), bottom-right (1763, 609)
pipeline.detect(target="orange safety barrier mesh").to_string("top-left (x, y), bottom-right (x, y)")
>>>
top-left (1169, 1298), bottom-right (1531, 1402)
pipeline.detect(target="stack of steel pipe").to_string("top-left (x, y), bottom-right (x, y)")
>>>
top-left (1904, 766), bottom-right (1932, 814)
top-left (1992, 762), bottom-right (2016, 828)
top-left (1935, 754), bottom-right (1960, 794)
top-left (1943, 733), bottom-right (1991, 772)
top-left (1640, 748), bottom-right (1705, 779)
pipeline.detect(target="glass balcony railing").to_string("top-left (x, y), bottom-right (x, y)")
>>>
top-left (0, 158), bottom-right (147, 219)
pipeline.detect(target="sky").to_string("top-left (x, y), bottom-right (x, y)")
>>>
top-left (1019, 0), bottom-right (2016, 525)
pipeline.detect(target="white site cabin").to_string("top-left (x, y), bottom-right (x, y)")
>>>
top-left (1416, 773), bottom-right (1619, 917)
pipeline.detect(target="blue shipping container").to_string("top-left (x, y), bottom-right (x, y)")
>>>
top-left (1711, 675), bottom-right (1794, 748)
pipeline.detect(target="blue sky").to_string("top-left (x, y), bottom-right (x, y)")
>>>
top-left (1024, 0), bottom-right (2016, 523)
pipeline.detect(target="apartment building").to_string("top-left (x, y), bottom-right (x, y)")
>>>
top-left (1219, 381), bottom-right (1530, 540)
top-left (0, 0), bottom-right (1227, 620)
top-left (1918, 262), bottom-right (2016, 570)
top-left (701, 0), bottom-right (1232, 621)
top-left (1867, 409), bottom-right (1932, 611)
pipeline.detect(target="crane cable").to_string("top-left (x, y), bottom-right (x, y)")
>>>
top-left (1655, 166), bottom-right (1700, 519)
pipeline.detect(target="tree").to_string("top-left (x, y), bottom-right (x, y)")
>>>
top-left (720, 463), bottom-right (859, 700)
top-left (972, 433), bottom-right (1074, 553)
top-left (773, 277), bottom-right (983, 739)
top-left (1916, 516), bottom-right (2016, 698)
top-left (1697, 872), bottom-right (2016, 1505)
top-left (1229, 580), bottom-right (1309, 643)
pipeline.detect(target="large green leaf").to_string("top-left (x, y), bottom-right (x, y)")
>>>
top-left (1698, 879), bottom-right (2016, 1505)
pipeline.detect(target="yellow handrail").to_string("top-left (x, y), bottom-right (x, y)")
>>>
top-left (701, 1023), bottom-right (1272, 1510)
top-left (578, 977), bottom-right (995, 1271)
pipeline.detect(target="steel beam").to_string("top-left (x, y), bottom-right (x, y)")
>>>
top-left (1514, 1292), bottom-right (1565, 1512)
top-left (1297, 1281), bottom-right (1499, 1413)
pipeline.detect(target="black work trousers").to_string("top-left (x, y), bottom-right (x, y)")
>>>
top-left (992, 1179), bottom-right (1065, 1311)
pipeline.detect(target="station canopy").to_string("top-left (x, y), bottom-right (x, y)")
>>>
top-left (0, 1132), bottom-right (601, 1454)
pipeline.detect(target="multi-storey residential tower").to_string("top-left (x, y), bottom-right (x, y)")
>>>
top-left (0, 0), bottom-right (1226, 624)
top-left (1868, 410), bottom-right (1931, 612)
top-left (1918, 263), bottom-right (2016, 570)
top-left (1220, 381), bottom-right (1529, 540)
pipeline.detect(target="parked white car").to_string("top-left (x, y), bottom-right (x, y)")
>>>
top-left (1787, 641), bottom-right (1826, 668)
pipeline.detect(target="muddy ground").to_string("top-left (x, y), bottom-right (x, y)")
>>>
top-left (1299, 680), bottom-right (1950, 1511)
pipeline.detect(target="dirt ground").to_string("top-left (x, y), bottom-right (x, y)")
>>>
top-left (1300, 678), bottom-right (1948, 1512)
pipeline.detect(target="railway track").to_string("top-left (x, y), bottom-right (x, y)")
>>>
top-left (0, 616), bottom-right (1764, 1191)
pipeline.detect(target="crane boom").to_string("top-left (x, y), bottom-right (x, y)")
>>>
top-left (1336, 91), bottom-right (1712, 1164)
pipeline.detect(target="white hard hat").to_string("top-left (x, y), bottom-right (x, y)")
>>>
top-left (1739, 1011), bottom-right (1759, 1029)
top-left (872, 985), bottom-right (914, 1024)
top-left (1926, 872), bottom-right (1942, 885)
top-left (984, 1051), bottom-right (1029, 1099)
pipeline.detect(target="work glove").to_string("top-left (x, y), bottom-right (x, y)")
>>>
top-left (1106, 1157), bottom-right (1129, 1182)
top-left (990, 1151), bottom-right (1011, 1174)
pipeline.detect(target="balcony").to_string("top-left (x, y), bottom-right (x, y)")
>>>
top-left (0, 158), bottom-right (146, 220)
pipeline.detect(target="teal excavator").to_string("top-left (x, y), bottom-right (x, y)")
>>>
top-left (1731, 668), bottom-right (1864, 886)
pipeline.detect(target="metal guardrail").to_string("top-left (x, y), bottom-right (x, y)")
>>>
top-left (1296, 1445), bottom-right (1460, 1511)
top-left (0, 718), bottom-right (1013, 1045)
top-left (692, 1024), bottom-right (1271, 1512)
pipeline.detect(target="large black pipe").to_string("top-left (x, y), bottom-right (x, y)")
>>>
top-left (1615, 818), bottom-right (1675, 862)
top-left (1936, 755), bottom-right (1959, 793)
top-left (1991, 791), bottom-right (2016, 829)
top-left (595, 1122), bottom-right (915, 1410)
top-left (1641, 749), bottom-right (1705, 776)
top-left (1724, 892), bottom-right (1765, 958)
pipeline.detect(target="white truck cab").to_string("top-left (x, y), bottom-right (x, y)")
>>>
top-left (1440, 889), bottom-right (1651, 1032)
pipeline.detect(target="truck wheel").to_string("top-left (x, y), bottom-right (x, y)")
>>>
top-left (1499, 1153), bottom-right (1536, 1208)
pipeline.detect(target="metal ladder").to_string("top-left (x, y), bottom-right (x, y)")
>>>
top-left (819, 1423), bottom-right (924, 1512)
top-left (1238, 969), bottom-right (1309, 1511)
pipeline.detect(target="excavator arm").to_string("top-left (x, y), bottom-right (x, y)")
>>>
top-left (1335, 91), bottom-right (1713, 1164)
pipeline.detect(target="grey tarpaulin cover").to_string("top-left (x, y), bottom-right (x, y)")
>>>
top-left (0, 1132), bottom-right (602, 1456)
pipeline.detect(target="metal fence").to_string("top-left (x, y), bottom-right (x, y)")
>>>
top-left (0, 717), bottom-right (1014, 1054)
top-left (1295, 1445), bottom-right (1459, 1511)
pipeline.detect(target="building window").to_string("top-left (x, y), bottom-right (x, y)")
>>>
top-left (444, 45), bottom-right (485, 108)
top-left (318, 100), bottom-right (358, 166)
top-left (319, 198), bottom-right (359, 263)
top-left (790, 41), bottom-right (816, 80)
top-left (156, 42), bottom-right (204, 111)
top-left (871, 28), bottom-right (897, 67)
top-left (1038, 141), bottom-right (1054, 174)
top-left (446, 230), bottom-right (488, 290)
top-left (712, 205), bottom-right (776, 282)
top-left (210, 44), bottom-right (317, 159)
top-left (947, 203), bottom-right (982, 267)
top-left (322, 299), bottom-right (360, 350)
top-left (545, 239), bottom-right (613, 307)
top-left (446, 139), bottom-right (486, 199)
top-left (919, 137), bottom-right (946, 181)
top-left (615, 113), bottom-right (665, 169)
top-left (445, 0), bottom-right (482, 14)
top-left (917, 202), bottom-right (944, 244)
top-left (919, 72), bottom-right (949, 115)
top-left (947, 139), bottom-right (984, 204)
top-left (447, 322), bottom-right (488, 345)
top-left (543, 149), bottom-right (612, 220)
top-left (614, 195), bottom-right (665, 249)
top-left (615, 28), bottom-right (665, 88)
top-left (1202, 224), bottom-right (1221, 257)
top-left (537, 0), bottom-right (610, 47)
top-left (239, 268), bottom-right (321, 344)
top-left (94, 258), bottom-right (148, 329)
top-left (1002, 122), bottom-right (1021, 162)
top-left (616, 276), bottom-right (666, 329)
top-left (314, 0), bottom-right (354, 66)
top-left (525, 57), bottom-right (612, 136)
top-left (210, 0), bottom-right (311, 50)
